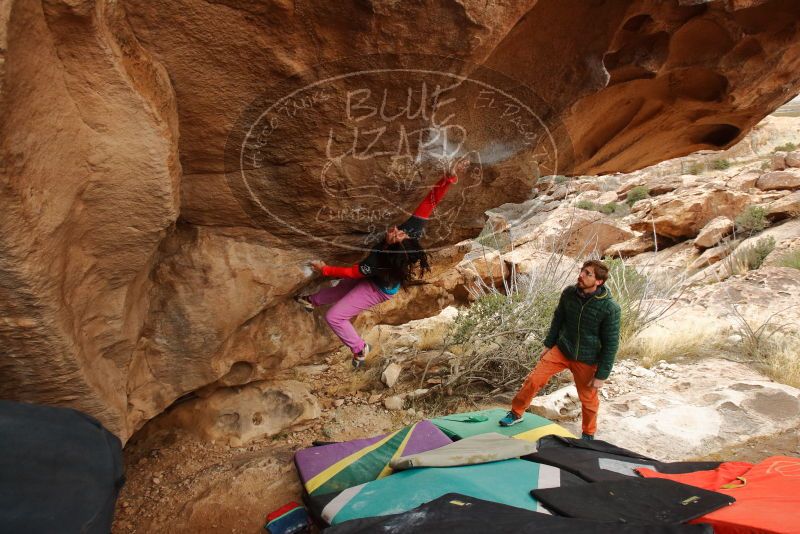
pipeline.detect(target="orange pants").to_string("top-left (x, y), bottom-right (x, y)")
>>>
top-left (511, 345), bottom-right (600, 436)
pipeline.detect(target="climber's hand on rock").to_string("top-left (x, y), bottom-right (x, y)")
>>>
top-left (453, 158), bottom-right (470, 180)
top-left (310, 260), bottom-right (326, 273)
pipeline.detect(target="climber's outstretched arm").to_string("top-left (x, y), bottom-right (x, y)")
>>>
top-left (312, 260), bottom-right (367, 279)
top-left (411, 173), bottom-right (459, 220)
top-left (399, 162), bottom-right (466, 238)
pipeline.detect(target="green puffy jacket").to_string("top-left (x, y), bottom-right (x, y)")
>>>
top-left (543, 284), bottom-right (621, 380)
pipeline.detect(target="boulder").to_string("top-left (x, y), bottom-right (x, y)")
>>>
top-left (529, 385), bottom-right (580, 421)
top-left (604, 234), bottom-right (656, 259)
top-left (687, 231), bottom-right (786, 286)
top-left (381, 363), bottom-right (402, 388)
top-left (486, 198), bottom-right (547, 229)
top-left (576, 181), bottom-right (602, 193)
top-left (0, 0), bottom-right (183, 438)
top-left (786, 151), bottom-right (800, 168)
top-left (500, 245), bottom-right (576, 279)
top-left (688, 242), bottom-right (734, 271)
top-left (647, 176), bottom-right (683, 196)
top-left (617, 176), bottom-right (680, 199)
top-left (630, 188), bottom-right (751, 239)
top-left (627, 241), bottom-right (697, 278)
top-left (766, 191), bottom-right (800, 221)
top-left (383, 396), bottom-right (404, 411)
top-left (367, 307), bottom-right (458, 361)
top-left (514, 204), bottom-right (634, 258)
top-left (573, 190), bottom-right (603, 203)
top-left (124, 227), bottom-right (338, 431)
top-left (589, 358), bottom-right (800, 461)
top-left (485, 214), bottom-right (511, 235)
top-left (771, 152), bottom-right (787, 171)
top-left (693, 216), bottom-right (734, 249)
top-left (595, 191), bottom-right (620, 205)
top-left (152, 380), bottom-right (320, 447)
top-left (458, 249), bottom-right (513, 290)
top-left (551, 184), bottom-right (572, 200)
top-left (756, 170), bottom-right (800, 191)
top-left (762, 237), bottom-right (800, 268)
top-left (726, 170), bottom-right (760, 191)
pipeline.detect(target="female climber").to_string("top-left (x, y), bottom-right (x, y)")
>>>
top-left (296, 159), bottom-right (469, 369)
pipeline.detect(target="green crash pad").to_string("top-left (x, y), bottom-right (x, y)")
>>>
top-left (322, 458), bottom-right (562, 525)
top-left (430, 408), bottom-right (574, 442)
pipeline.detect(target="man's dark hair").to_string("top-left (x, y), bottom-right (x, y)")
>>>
top-left (582, 259), bottom-right (610, 283)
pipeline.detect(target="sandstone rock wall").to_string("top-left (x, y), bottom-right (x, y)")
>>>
top-left (1, 0), bottom-right (181, 435)
top-left (2, 0), bottom-right (800, 441)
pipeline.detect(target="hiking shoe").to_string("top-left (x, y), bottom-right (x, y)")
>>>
top-left (352, 343), bottom-right (370, 370)
top-left (499, 411), bottom-right (524, 427)
top-left (581, 433), bottom-right (595, 441)
top-left (294, 295), bottom-right (314, 312)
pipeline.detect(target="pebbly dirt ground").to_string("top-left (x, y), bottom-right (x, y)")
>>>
top-left (112, 349), bottom-right (435, 533)
top-left (702, 425), bottom-right (800, 463)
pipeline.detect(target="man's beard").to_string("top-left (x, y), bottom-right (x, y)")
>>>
top-left (577, 280), bottom-right (595, 293)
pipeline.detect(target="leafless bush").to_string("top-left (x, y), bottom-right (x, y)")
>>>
top-left (726, 304), bottom-right (800, 387)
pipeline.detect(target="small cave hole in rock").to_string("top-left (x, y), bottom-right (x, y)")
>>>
top-left (691, 123), bottom-right (741, 147)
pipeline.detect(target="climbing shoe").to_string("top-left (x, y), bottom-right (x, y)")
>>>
top-left (581, 433), bottom-right (595, 441)
top-left (352, 343), bottom-right (370, 370)
top-left (499, 411), bottom-right (524, 427)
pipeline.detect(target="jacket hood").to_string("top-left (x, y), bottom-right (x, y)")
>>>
top-left (574, 284), bottom-right (612, 300)
top-left (594, 284), bottom-right (612, 299)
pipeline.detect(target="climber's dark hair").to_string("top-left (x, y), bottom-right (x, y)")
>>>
top-left (375, 237), bottom-right (431, 288)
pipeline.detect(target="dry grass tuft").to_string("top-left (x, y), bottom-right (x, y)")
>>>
top-left (618, 323), bottom-right (718, 368)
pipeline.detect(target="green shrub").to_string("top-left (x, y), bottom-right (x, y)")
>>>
top-left (760, 161), bottom-right (770, 171)
top-left (625, 186), bottom-right (650, 207)
top-left (749, 236), bottom-right (776, 269)
top-left (727, 236), bottom-right (776, 275)
top-left (774, 142), bottom-right (797, 153)
top-left (777, 249), bottom-right (800, 270)
top-left (711, 159), bottom-right (731, 170)
top-left (599, 202), bottom-right (618, 215)
top-left (441, 265), bottom-right (568, 398)
top-left (576, 200), bottom-right (619, 215)
top-left (603, 258), bottom-right (649, 344)
top-left (735, 205), bottom-right (768, 235)
top-left (553, 175), bottom-right (569, 184)
top-left (449, 292), bottom-right (518, 348)
top-left (687, 162), bottom-right (705, 175)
